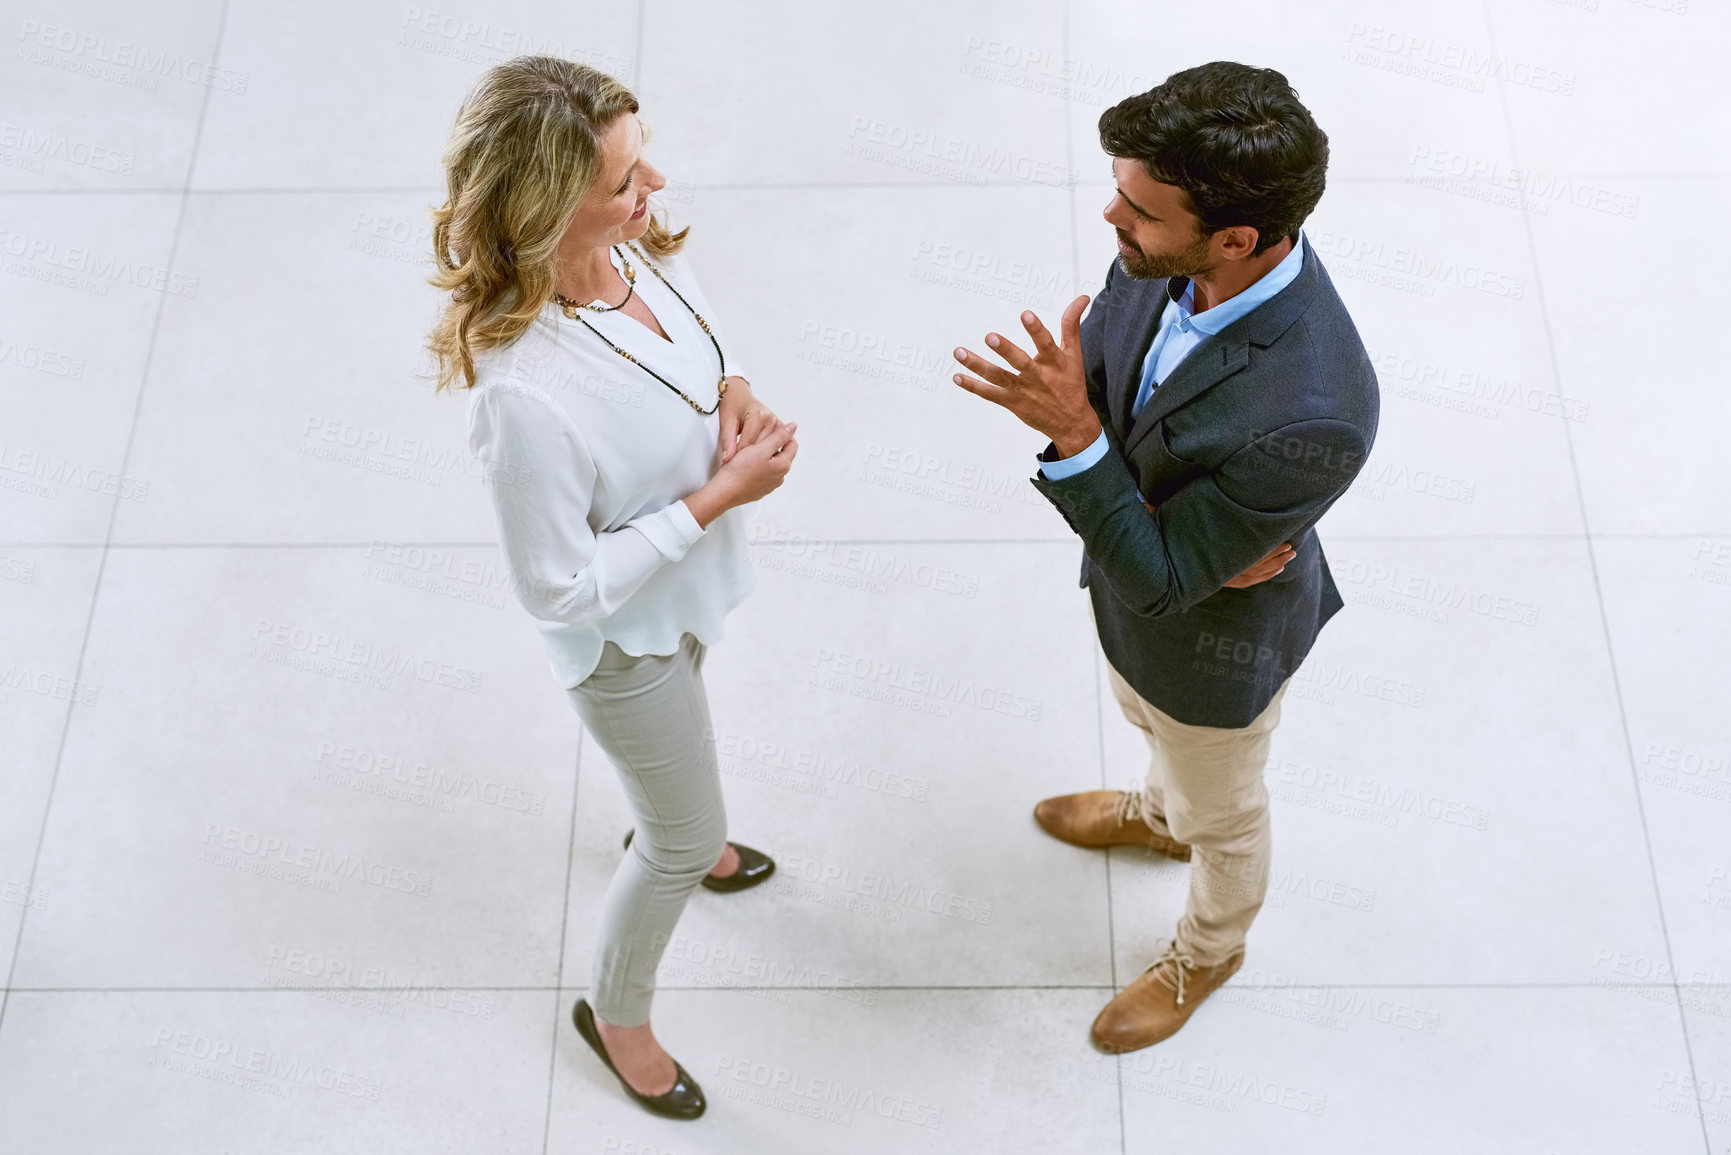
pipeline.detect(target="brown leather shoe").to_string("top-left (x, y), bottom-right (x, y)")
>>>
top-left (1090, 942), bottom-right (1243, 1053)
top-left (1032, 790), bottom-right (1191, 861)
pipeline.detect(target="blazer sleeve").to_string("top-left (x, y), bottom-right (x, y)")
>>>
top-left (468, 383), bottom-right (706, 625)
top-left (1032, 415), bottom-right (1368, 617)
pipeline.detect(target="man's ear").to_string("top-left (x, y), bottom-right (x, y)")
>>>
top-left (1216, 224), bottom-right (1261, 260)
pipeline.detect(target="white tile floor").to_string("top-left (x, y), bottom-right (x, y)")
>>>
top-left (1, 0), bottom-right (1725, 1151)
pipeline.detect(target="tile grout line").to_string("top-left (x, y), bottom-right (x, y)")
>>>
top-left (540, 729), bottom-right (584, 1155)
top-left (2, 981), bottom-right (1715, 993)
top-left (632, 0), bottom-right (646, 94)
top-left (533, 7), bottom-right (653, 1143)
top-left (0, 0), bottom-right (232, 1036)
top-left (1479, 6), bottom-right (1712, 1153)
top-left (1060, 8), bottom-right (1127, 1147)
top-left (0, 531), bottom-right (1672, 552)
top-left (6, 173), bottom-right (1727, 197)
top-left (541, 14), bottom-right (643, 1150)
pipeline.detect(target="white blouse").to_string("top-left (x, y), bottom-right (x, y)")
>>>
top-left (466, 244), bottom-right (759, 688)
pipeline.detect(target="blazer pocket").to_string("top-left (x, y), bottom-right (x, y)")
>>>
top-left (1134, 422), bottom-right (1205, 506)
top-left (1156, 419), bottom-right (1208, 467)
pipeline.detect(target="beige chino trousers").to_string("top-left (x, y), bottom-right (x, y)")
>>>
top-left (1090, 599), bottom-right (1288, 966)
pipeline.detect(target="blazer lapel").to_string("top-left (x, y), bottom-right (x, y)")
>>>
top-left (1106, 275), bottom-right (1185, 440)
top-left (1118, 234), bottom-right (1323, 460)
top-left (1122, 335), bottom-right (1250, 459)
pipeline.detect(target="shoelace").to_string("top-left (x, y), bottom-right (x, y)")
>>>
top-left (1143, 941), bottom-right (1197, 1006)
top-left (1113, 789), bottom-right (1146, 828)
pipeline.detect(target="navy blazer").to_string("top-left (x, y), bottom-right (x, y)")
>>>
top-left (1029, 235), bottom-right (1380, 728)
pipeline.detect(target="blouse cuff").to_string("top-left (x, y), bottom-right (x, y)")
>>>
top-left (627, 499), bottom-right (708, 562)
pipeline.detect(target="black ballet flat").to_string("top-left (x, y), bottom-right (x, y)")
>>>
top-left (622, 829), bottom-right (777, 893)
top-left (571, 998), bottom-right (706, 1120)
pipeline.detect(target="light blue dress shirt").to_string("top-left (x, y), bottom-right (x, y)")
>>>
top-left (1039, 231), bottom-right (1307, 480)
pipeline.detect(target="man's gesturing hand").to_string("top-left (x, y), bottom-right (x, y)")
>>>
top-left (952, 295), bottom-right (1102, 459)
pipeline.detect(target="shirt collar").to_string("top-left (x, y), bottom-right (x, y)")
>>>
top-left (1168, 229), bottom-right (1306, 336)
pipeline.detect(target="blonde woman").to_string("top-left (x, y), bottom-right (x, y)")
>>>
top-left (429, 57), bottom-right (796, 1120)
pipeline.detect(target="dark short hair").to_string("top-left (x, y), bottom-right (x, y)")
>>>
top-left (1099, 61), bottom-right (1328, 255)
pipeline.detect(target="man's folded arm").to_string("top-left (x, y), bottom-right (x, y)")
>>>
top-left (1033, 417), bottom-right (1368, 616)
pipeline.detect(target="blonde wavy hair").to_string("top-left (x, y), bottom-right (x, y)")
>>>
top-left (428, 56), bottom-right (687, 392)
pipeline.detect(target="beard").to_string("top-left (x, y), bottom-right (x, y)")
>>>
top-left (1115, 228), bottom-right (1214, 282)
